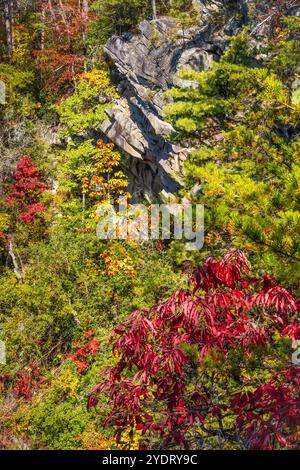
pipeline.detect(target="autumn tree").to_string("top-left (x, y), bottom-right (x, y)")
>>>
top-left (89, 250), bottom-right (300, 450)
top-left (81, 140), bottom-right (129, 207)
top-left (56, 69), bottom-right (128, 210)
top-left (1, 155), bottom-right (48, 282)
top-left (1, 0), bottom-right (14, 61)
top-left (34, 0), bottom-right (91, 96)
top-left (4, 155), bottom-right (48, 224)
top-left (0, 0), bottom-right (41, 64)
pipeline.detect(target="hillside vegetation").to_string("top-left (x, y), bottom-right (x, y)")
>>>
top-left (0, 0), bottom-right (299, 450)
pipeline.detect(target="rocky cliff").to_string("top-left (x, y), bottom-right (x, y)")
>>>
top-left (100, 16), bottom-right (224, 200)
top-left (99, 0), bottom-right (298, 200)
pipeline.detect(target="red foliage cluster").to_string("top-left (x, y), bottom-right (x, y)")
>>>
top-left (88, 250), bottom-right (300, 450)
top-left (232, 367), bottom-right (300, 450)
top-left (14, 362), bottom-right (44, 400)
top-left (34, 0), bottom-right (91, 95)
top-left (5, 155), bottom-right (48, 224)
top-left (34, 50), bottom-right (84, 95)
top-left (69, 329), bottom-right (100, 374)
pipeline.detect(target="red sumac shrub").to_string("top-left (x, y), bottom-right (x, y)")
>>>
top-left (88, 250), bottom-right (300, 450)
top-left (14, 362), bottom-right (44, 400)
top-left (69, 330), bottom-right (100, 374)
top-left (5, 155), bottom-right (48, 224)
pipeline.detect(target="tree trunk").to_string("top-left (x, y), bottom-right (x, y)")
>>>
top-left (41, 6), bottom-right (45, 50)
top-left (151, 0), bottom-right (157, 20)
top-left (241, 0), bottom-right (250, 25)
top-left (82, 0), bottom-right (89, 39)
top-left (2, 0), bottom-right (13, 61)
top-left (8, 240), bottom-right (24, 283)
top-left (82, 0), bottom-right (89, 71)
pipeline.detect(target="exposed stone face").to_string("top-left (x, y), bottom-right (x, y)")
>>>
top-left (100, 16), bottom-right (231, 200)
top-left (97, 1), bottom-right (299, 200)
top-left (100, 0), bottom-right (268, 200)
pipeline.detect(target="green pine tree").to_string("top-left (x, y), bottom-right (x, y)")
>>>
top-left (165, 25), bottom-right (300, 289)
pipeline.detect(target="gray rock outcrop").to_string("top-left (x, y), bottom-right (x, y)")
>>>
top-left (96, 1), bottom-right (299, 201)
top-left (100, 0), bottom-right (267, 200)
top-left (100, 15), bottom-right (231, 200)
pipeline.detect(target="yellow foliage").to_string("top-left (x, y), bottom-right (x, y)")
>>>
top-left (0, 212), bottom-right (10, 233)
top-left (78, 69), bottom-right (119, 99)
top-left (78, 425), bottom-right (114, 450)
top-left (81, 140), bottom-right (130, 206)
top-left (102, 244), bottom-right (136, 278)
top-left (205, 231), bottom-right (222, 247)
top-left (12, 24), bottom-right (33, 65)
top-left (51, 368), bottom-right (80, 400)
top-left (115, 419), bottom-right (142, 450)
